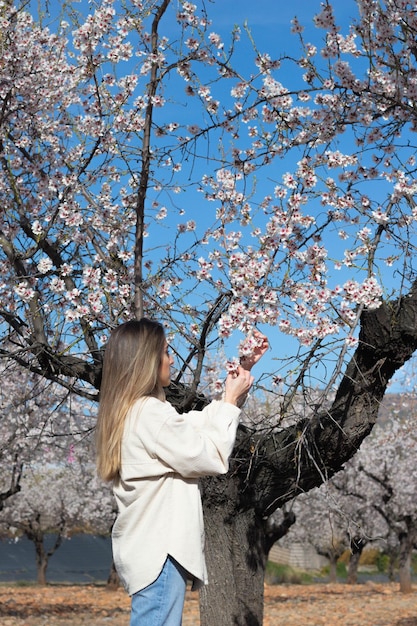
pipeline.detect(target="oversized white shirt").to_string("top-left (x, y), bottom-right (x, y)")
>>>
top-left (112, 396), bottom-right (241, 596)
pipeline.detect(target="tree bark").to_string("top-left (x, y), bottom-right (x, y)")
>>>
top-left (347, 537), bottom-right (367, 585)
top-left (107, 559), bottom-right (120, 590)
top-left (398, 517), bottom-right (416, 594)
top-left (37, 551), bottom-right (47, 586)
top-left (200, 478), bottom-right (267, 626)
top-left (264, 509), bottom-right (296, 555)
top-left (328, 554), bottom-right (338, 584)
top-left (32, 532), bottom-right (63, 585)
top-left (399, 549), bottom-right (412, 594)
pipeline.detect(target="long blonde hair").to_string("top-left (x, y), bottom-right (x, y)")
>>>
top-left (96, 318), bottom-right (166, 482)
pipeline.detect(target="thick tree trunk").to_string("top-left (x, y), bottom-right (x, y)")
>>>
top-left (200, 491), bottom-right (266, 626)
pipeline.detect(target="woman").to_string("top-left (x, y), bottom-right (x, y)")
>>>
top-left (96, 318), bottom-right (268, 626)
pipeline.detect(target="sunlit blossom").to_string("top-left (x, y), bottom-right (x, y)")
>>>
top-left (37, 258), bottom-right (53, 274)
top-left (14, 282), bottom-right (35, 301)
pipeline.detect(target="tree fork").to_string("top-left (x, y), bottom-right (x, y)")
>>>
top-left (198, 281), bottom-right (417, 625)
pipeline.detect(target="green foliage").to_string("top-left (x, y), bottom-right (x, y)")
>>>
top-left (265, 561), bottom-right (315, 585)
top-left (376, 553), bottom-right (390, 573)
top-left (319, 561), bottom-right (347, 579)
top-left (336, 561), bottom-right (347, 578)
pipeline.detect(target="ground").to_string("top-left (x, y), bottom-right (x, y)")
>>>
top-left (0, 582), bottom-right (416, 625)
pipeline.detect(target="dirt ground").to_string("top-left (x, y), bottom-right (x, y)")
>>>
top-left (0, 582), bottom-right (416, 625)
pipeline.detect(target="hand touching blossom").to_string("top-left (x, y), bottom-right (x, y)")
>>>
top-left (224, 366), bottom-right (254, 406)
top-left (223, 330), bottom-right (268, 406)
top-left (239, 329), bottom-right (269, 371)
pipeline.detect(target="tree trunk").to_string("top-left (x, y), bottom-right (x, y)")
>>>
top-left (200, 476), bottom-right (267, 626)
top-left (347, 550), bottom-right (361, 584)
top-left (328, 555), bottom-right (338, 584)
top-left (347, 537), bottom-right (367, 585)
top-left (37, 554), bottom-right (48, 586)
top-left (32, 534), bottom-right (48, 585)
top-left (24, 526), bottom-right (64, 586)
top-left (399, 550), bottom-right (412, 594)
top-left (107, 559), bottom-right (120, 589)
top-left (398, 518), bottom-right (416, 594)
top-left (387, 551), bottom-right (397, 582)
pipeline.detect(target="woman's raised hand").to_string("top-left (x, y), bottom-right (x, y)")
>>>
top-left (224, 366), bottom-right (254, 406)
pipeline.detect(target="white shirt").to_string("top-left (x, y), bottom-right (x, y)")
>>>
top-left (112, 396), bottom-right (241, 595)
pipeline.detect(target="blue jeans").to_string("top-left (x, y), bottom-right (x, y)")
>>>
top-left (130, 556), bottom-right (188, 626)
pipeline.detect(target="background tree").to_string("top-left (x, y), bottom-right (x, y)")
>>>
top-left (335, 399), bottom-right (417, 593)
top-left (2, 0), bottom-right (417, 623)
top-left (0, 418), bottom-right (115, 584)
top-left (279, 470), bottom-right (386, 584)
top-left (280, 484), bottom-right (351, 583)
top-left (282, 393), bottom-right (417, 591)
top-left (0, 464), bottom-right (112, 584)
top-left (0, 360), bottom-right (74, 507)
top-left (328, 469), bottom-right (386, 585)
top-left (0, 362), bottom-right (115, 584)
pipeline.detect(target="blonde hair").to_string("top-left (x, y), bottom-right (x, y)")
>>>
top-left (96, 318), bottom-right (166, 482)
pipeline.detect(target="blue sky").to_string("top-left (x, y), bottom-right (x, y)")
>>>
top-left (208, 0), bottom-right (358, 47)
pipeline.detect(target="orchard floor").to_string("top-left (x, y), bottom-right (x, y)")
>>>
top-left (0, 582), bottom-right (416, 625)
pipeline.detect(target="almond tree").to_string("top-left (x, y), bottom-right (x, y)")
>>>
top-left (334, 403), bottom-right (417, 593)
top-left (0, 360), bottom-right (72, 508)
top-left (279, 485), bottom-right (350, 583)
top-left (2, 1), bottom-right (417, 623)
top-left (285, 396), bottom-right (417, 591)
top-left (0, 462), bottom-right (115, 584)
top-left (0, 377), bottom-right (115, 584)
top-left (280, 470), bottom-right (388, 584)
top-left (326, 468), bottom-right (388, 585)
top-left (0, 362), bottom-right (27, 508)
